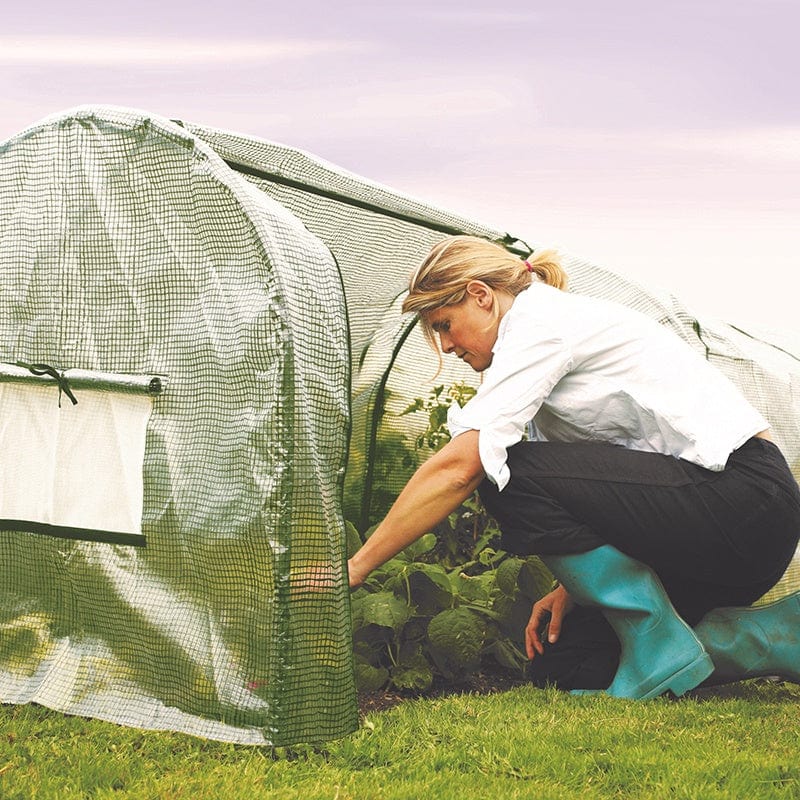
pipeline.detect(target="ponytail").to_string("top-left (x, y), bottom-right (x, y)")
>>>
top-left (403, 236), bottom-right (568, 352)
top-left (525, 248), bottom-right (568, 290)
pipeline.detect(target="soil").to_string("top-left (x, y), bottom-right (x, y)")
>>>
top-left (355, 670), bottom-right (783, 716)
top-left (357, 668), bottom-right (528, 716)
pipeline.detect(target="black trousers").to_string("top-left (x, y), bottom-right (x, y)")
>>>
top-left (479, 437), bottom-right (800, 689)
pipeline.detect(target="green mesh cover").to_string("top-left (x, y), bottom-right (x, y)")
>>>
top-left (1, 106), bottom-right (798, 746)
top-left (0, 107), bottom-right (356, 745)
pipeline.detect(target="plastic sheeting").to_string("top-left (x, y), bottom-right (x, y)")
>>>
top-left (0, 107), bottom-right (356, 745)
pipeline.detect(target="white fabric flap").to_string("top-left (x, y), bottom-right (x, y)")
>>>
top-left (0, 383), bottom-right (152, 541)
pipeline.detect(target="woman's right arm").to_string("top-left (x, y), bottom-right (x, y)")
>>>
top-left (348, 429), bottom-right (485, 587)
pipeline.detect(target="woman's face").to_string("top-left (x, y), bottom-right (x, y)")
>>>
top-left (425, 285), bottom-right (500, 372)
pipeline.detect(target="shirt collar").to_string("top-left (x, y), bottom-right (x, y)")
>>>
top-left (492, 284), bottom-right (533, 354)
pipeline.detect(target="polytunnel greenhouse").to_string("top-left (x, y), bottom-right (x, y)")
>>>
top-left (0, 105), bottom-right (798, 745)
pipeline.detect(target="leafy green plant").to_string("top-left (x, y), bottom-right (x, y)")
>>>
top-left (349, 382), bottom-right (555, 694)
top-left (349, 531), bottom-right (553, 693)
top-left (401, 382), bottom-right (477, 452)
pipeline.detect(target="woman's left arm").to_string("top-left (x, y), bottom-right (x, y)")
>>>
top-left (348, 429), bottom-right (485, 587)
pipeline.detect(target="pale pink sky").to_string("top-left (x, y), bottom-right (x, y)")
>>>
top-left (2, 0), bottom-right (798, 343)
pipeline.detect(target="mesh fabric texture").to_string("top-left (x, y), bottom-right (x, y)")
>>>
top-left (0, 107), bottom-right (356, 745)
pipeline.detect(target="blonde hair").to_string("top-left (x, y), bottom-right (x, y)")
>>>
top-left (403, 235), bottom-right (567, 347)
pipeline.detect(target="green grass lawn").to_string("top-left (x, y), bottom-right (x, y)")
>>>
top-left (2, 681), bottom-right (799, 800)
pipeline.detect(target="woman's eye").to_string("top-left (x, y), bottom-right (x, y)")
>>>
top-left (440, 322), bottom-right (450, 333)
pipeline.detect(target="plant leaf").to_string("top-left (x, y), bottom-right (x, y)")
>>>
top-left (404, 564), bottom-right (453, 615)
top-left (494, 557), bottom-right (524, 597)
top-left (400, 533), bottom-right (437, 561)
top-left (452, 571), bottom-right (493, 603)
top-left (391, 652), bottom-right (434, 692)
top-left (345, 520), bottom-right (363, 559)
top-left (354, 592), bottom-right (411, 632)
top-left (517, 557), bottom-right (554, 601)
top-left (354, 659), bottom-right (390, 692)
top-left (486, 639), bottom-right (527, 671)
top-left (427, 607), bottom-right (486, 678)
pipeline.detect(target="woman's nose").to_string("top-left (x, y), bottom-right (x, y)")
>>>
top-left (439, 332), bottom-right (454, 353)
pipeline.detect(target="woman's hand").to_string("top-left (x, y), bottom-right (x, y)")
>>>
top-left (347, 558), bottom-right (367, 589)
top-left (289, 561), bottom-right (341, 596)
top-left (525, 584), bottom-right (574, 660)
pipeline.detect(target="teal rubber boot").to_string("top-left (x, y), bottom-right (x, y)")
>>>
top-left (541, 545), bottom-right (714, 700)
top-left (695, 591), bottom-right (800, 685)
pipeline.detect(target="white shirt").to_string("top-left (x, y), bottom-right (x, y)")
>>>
top-left (448, 282), bottom-right (768, 491)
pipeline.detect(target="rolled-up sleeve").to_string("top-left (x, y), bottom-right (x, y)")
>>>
top-left (448, 323), bottom-right (573, 490)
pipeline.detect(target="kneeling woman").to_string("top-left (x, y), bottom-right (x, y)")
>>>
top-left (347, 235), bottom-right (800, 697)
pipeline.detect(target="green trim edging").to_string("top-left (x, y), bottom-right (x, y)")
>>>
top-left (222, 157), bottom-right (532, 256)
top-left (0, 519), bottom-right (146, 547)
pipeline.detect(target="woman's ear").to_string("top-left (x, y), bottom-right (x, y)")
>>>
top-left (465, 280), bottom-right (493, 309)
